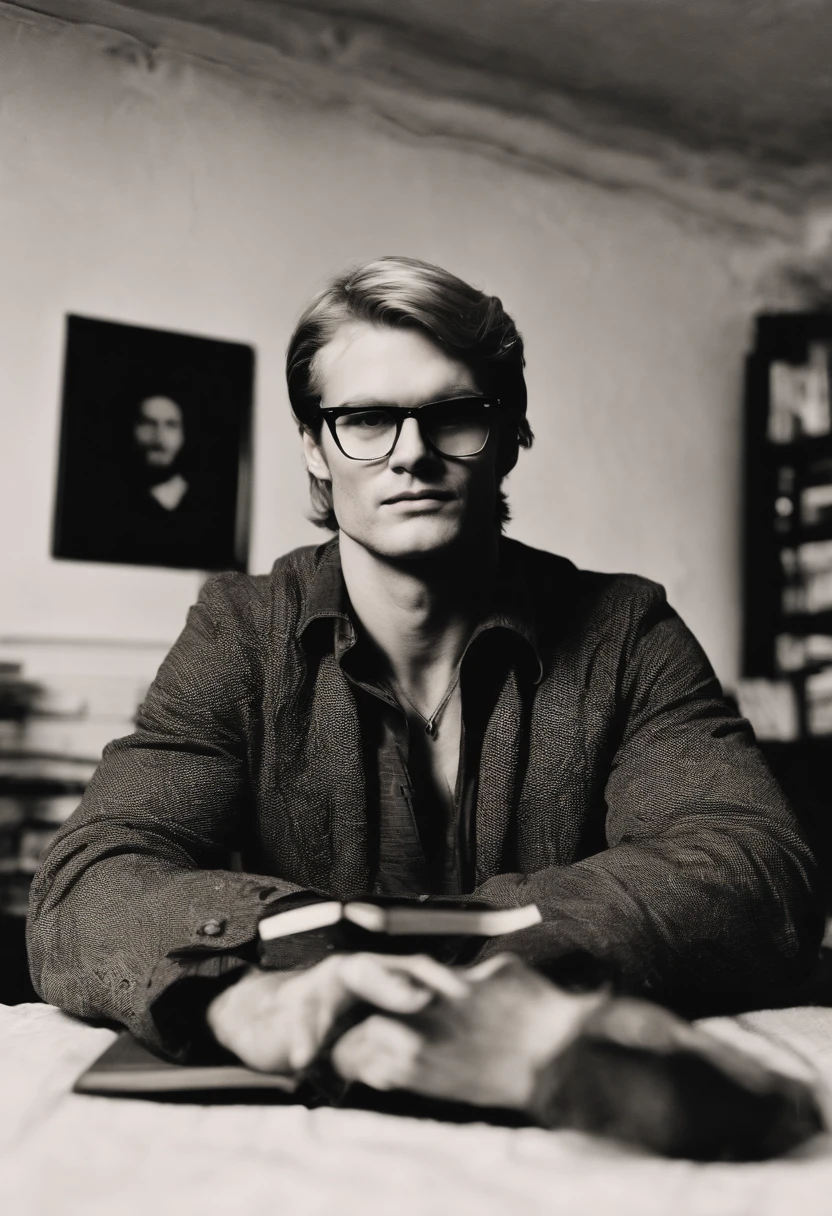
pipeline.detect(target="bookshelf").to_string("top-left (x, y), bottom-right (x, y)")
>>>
top-left (743, 314), bottom-right (832, 729)
top-left (0, 640), bottom-right (165, 1002)
top-left (743, 313), bottom-right (832, 902)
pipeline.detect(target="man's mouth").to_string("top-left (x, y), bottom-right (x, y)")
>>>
top-left (383, 490), bottom-right (454, 505)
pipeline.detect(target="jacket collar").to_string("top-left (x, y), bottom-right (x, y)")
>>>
top-left (297, 535), bottom-right (544, 683)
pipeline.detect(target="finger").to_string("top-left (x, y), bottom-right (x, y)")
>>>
top-left (285, 956), bottom-right (403, 1070)
top-left (292, 956), bottom-right (370, 1070)
top-left (337, 955), bottom-right (431, 1012)
top-left (340, 954), bottom-right (468, 1011)
top-left (464, 953), bottom-right (518, 983)
top-left (332, 1015), bottom-right (424, 1090)
top-left (288, 1019), bottom-right (318, 1071)
top-left (389, 955), bottom-right (470, 998)
top-left (287, 985), bottom-right (325, 1071)
top-left (289, 954), bottom-right (468, 1070)
top-left (267, 960), bottom-right (341, 1071)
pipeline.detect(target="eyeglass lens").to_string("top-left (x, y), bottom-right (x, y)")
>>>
top-left (333, 399), bottom-right (491, 459)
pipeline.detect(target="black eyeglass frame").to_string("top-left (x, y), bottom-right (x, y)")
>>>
top-left (317, 395), bottom-right (501, 462)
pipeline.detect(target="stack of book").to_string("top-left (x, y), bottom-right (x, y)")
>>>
top-left (0, 658), bottom-right (144, 918)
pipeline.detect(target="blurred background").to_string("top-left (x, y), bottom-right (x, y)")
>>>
top-left (3, 0), bottom-right (832, 999)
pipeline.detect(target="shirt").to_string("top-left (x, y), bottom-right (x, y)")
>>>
top-left (27, 535), bottom-right (824, 1063)
top-left (304, 545), bottom-right (537, 898)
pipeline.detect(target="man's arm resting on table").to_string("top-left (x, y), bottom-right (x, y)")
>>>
top-left (471, 589), bottom-right (823, 1000)
top-left (27, 575), bottom-right (310, 1061)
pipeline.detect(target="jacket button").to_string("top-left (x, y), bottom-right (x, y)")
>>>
top-left (198, 919), bottom-right (225, 937)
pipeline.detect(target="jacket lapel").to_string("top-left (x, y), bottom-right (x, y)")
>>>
top-left (474, 664), bottom-right (528, 884)
top-left (291, 650), bottom-right (370, 897)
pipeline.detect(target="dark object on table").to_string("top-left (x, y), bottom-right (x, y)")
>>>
top-left (74, 1031), bottom-right (298, 1098)
top-left (53, 315), bottom-right (254, 572)
top-left (533, 998), bottom-right (824, 1160)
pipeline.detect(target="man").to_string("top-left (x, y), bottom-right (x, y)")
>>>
top-left (28, 257), bottom-right (823, 1144)
top-left (133, 394), bottom-right (190, 513)
top-left (103, 389), bottom-right (231, 570)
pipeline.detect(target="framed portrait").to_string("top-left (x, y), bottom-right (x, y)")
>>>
top-left (52, 315), bottom-right (254, 572)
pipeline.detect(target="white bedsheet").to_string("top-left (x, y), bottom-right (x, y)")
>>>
top-left (2, 1001), bottom-right (832, 1216)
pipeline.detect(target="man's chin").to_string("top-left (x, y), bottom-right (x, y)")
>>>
top-left (345, 518), bottom-right (463, 561)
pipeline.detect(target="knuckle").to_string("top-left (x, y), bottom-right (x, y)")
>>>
top-left (361, 1013), bottom-right (389, 1038)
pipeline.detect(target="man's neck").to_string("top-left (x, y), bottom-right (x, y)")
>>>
top-left (149, 473), bottom-right (188, 512)
top-left (339, 530), bottom-right (499, 697)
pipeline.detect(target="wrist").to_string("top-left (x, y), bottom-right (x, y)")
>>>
top-left (206, 965), bottom-right (254, 1043)
top-left (521, 990), bottom-right (608, 1112)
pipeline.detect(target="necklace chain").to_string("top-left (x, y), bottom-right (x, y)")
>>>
top-left (387, 668), bottom-right (461, 737)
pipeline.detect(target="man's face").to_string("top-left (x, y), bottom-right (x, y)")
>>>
top-left (133, 396), bottom-right (185, 469)
top-left (303, 323), bottom-right (502, 560)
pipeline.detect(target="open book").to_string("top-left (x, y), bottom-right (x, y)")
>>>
top-left (258, 899), bottom-right (542, 942)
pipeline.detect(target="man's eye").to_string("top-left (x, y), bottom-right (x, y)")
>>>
top-left (343, 411), bottom-right (388, 429)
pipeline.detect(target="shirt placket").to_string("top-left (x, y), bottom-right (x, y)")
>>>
top-left (337, 621), bottom-right (433, 894)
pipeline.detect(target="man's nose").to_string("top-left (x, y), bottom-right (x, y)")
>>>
top-left (390, 416), bottom-right (433, 469)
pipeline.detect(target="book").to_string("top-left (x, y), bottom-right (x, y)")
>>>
top-left (257, 898), bottom-right (542, 942)
top-left (0, 754), bottom-right (96, 786)
top-left (73, 1031), bottom-right (299, 1097)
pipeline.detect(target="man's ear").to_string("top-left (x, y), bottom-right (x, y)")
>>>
top-left (497, 435), bottom-right (520, 479)
top-left (494, 412), bottom-right (521, 478)
top-left (301, 427), bottom-right (331, 482)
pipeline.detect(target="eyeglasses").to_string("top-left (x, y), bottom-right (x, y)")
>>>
top-left (319, 396), bottom-right (499, 462)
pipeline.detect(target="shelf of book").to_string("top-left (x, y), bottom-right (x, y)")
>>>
top-left (742, 314), bottom-right (832, 900)
top-left (0, 655), bottom-right (148, 1001)
top-left (743, 313), bottom-right (832, 733)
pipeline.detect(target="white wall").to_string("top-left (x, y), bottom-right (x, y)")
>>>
top-left (0, 11), bottom-right (758, 684)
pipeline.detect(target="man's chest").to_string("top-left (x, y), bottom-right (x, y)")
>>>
top-left (407, 691), bottom-right (462, 808)
top-left (250, 658), bottom-right (616, 894)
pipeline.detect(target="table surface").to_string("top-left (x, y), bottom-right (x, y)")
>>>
top-left (3, 1002), bottom-right (832, 1216)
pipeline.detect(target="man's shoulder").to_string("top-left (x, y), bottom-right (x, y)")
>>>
top-left (506, 537), bottom-right (667, 624)
top-left (196, 541), bottom-right (332, 639)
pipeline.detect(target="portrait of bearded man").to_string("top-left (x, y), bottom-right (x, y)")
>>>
top-left (52, 315), bottom-right (253, 572)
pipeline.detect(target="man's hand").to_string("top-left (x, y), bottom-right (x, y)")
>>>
top-left (331, 955), bottom-right (605, 1110)
top-left (206, 953), bottom-right (468, 1074)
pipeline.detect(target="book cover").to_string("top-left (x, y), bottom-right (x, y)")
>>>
top-left (73, 1031), bottom-right (299, 1097)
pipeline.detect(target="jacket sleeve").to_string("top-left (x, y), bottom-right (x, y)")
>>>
top-left (27, 575), bottom-right (307, 1060)
top-left (474, 587), bottom-right (824, 1001)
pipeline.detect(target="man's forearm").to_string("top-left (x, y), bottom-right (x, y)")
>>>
top-left (471, 823), bottom-right (823, 999)
top-left (28, 831), bottom-right (309, 1059)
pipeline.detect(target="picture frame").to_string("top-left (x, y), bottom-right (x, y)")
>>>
top-left (52, 315), bottom-right (254, 573)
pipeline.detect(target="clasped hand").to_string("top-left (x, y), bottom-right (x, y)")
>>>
top-left (207, 952), bottom-right (600, 1110)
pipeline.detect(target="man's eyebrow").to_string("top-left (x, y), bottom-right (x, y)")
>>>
top-left (326, 385), bottom-right (482, 410)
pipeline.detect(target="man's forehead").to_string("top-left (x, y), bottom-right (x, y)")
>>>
top-left (315, 321), bottom-right (476, 405)
top-left (138, 396), bottom-right (183, 421)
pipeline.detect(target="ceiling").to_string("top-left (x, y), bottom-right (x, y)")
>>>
top-left (11, 0), bottom-right (832, 233)
top-left (299, 0), bottom-right (832, 167)
top-left (24, 0), bottom-right (832, 167)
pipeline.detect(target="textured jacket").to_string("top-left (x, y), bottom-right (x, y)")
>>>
top-left (27, 537), bottom-right (823, 1057)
